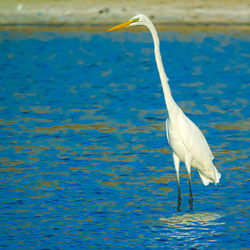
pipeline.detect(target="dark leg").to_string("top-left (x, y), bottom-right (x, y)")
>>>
top-left (173, 153), bottom-right (181, 211)
top-left (188, 174), bottom-right (193, 210)
top-left (177, 179), bottom-right (181, 211)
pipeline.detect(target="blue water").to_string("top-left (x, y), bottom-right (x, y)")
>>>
top-left (0, 28), bottom-right (249, 249)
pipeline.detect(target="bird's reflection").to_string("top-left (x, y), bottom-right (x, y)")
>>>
top-left (150, 212), bottom-right (224, 248)
top-left (159, 212), bottom-right (224, 225)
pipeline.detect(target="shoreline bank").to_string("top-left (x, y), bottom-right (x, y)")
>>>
top-left (1, 0), bottom-right (249, 27)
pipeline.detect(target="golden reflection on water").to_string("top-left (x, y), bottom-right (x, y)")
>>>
top-left (0, 166), bottom-right (24, 172)
top-left (214, 119), bottom-right (250, 130)
top-left (140, 148), bottom-right (171, 154)
top-left (0, 158), bottom-right (26, 167)
top-left (34, 123), bottom-right (117, 133)
top-left (206, 104), bottom-right (226, 114)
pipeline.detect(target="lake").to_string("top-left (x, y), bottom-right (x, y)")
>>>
top-left (0, 26), bottom-right (249, 249)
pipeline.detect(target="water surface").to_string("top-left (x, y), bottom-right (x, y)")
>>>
top-left (0, 27), bottom-right (249, 249)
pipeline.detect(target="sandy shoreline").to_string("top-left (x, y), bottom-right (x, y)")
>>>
top-left (1, 0), bottom-right (250, 27)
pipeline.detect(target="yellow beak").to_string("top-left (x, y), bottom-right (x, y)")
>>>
top-left (108, 19), bottom-right (134, 32)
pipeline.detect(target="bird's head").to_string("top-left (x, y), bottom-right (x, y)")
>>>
top-left (108, 14), bottom-right (149, 32)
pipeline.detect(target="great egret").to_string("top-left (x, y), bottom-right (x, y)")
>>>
top-left (108, 14), bottom-right (221, 211)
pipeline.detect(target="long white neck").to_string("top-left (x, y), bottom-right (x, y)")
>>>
top-left (145, 20), bottom-right (177, 114)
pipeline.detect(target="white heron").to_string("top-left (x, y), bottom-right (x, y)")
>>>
top-left (108, 14), bottom-right (221, 211)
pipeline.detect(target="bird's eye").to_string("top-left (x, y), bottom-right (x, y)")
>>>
top-left (132, 18), bottom-right (139, 23)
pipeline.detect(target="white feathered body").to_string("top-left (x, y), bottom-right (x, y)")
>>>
top-left (142, 13), bottom-right (222, 187)
top-left (166, 106), bottom-right (221, 185)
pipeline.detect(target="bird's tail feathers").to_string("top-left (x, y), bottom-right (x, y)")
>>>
top-left (213, 165), bottom-right (221, 185)
top-left (198, 170), bottom-right (210, 186)
top-left (198, 165), bottom-right (221, 186)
